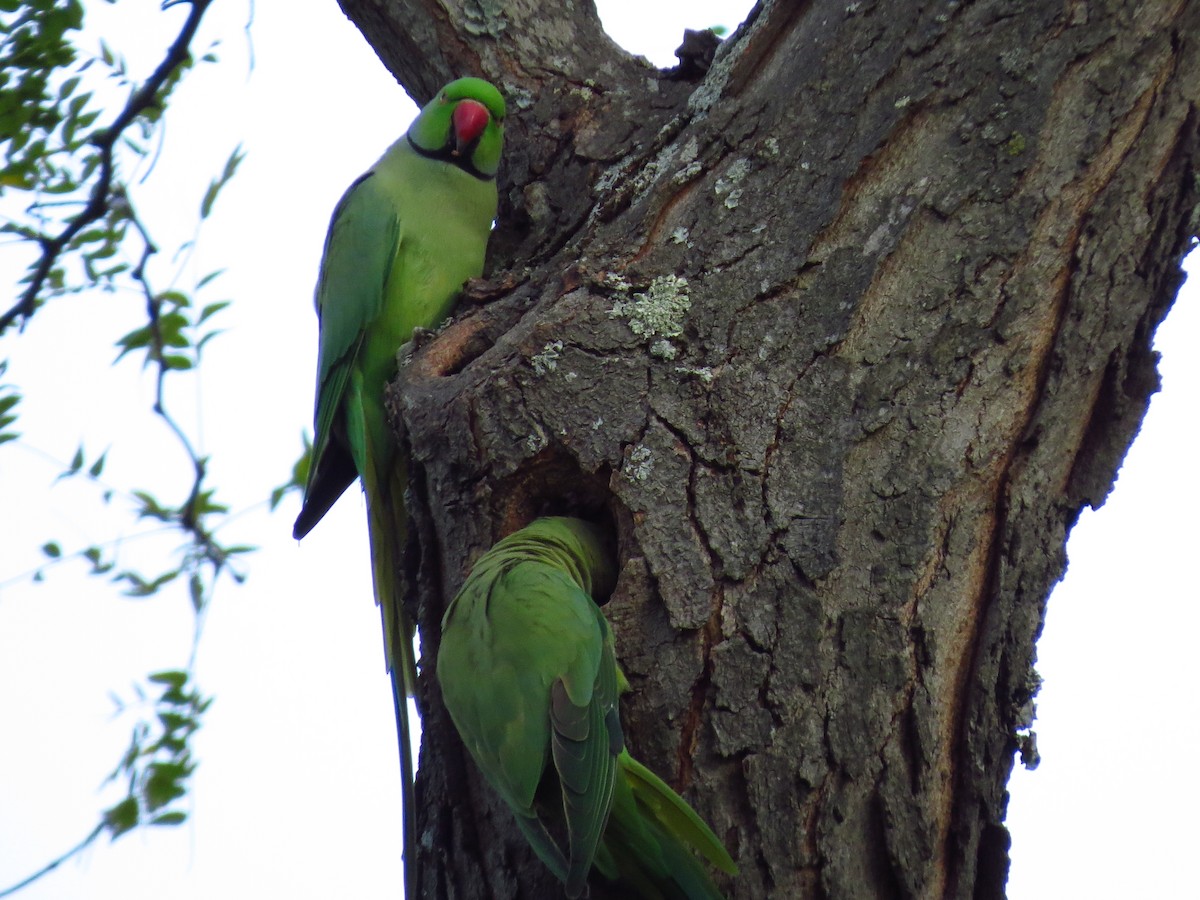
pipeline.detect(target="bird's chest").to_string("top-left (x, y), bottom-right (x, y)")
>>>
top-left (379, 171), bottom-right (493, 346)
top-left (393, 233), bottom-right (472, 317)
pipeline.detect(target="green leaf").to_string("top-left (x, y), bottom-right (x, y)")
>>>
top-left (159, 311), bottom-right (191, 346)
top-left (41, 542), bottom-right (62, 558)
top-left (132, 490), bottom-right (170, 520)
top-left (57, 76), bottom-right (81, 101)
top-left (56, 445), bottom-right (85, 480)
top-left (199, 144), bottom-right (244, 219)
top-left (197, 298), bottom-right (228, 321)
top-left (67, 92), bottom-right (90, 119)
top-left (196, 329), bottom-right (224, 353)
top-left (119, 569), bottom-right (180, 597)
top-left (150, 811), bottom-right (187, 826)
top-left (84, 240), bottom-right (117, 260)
top-left (148, 670), bottom-right (188, 689)
top-left (190, 489), bottom-right (229, 516)
top-left (75, 108), bottom-right (100, 131)
top-left (144, 762), bottom-right (187, 810)
top-left (103, 797), bottom-right (140, 838)
top-left (89, 449), bottom-right (107, 477)
top-left (157, 290), bottom-right (190, 308)
top-left (188, 573), bottom-right (204, 613)
top-left (156, 711), bottom-right (191, 733)
top-left (115, 324), bottom-right (153, 360)
top-left (156, 735), bottom-right (187, 755)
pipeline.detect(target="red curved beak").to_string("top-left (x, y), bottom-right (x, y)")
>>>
top-left (452, 99), bottom-right (490, 155)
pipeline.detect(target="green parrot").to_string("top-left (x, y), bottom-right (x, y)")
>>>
top-left (438, 517), bottom-right (738, 899)
top-left (292, 77), bottom-right (505, 896)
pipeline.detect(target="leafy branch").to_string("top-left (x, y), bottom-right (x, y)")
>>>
top-left (0, 0), bottom-right (258, 893)
top-left (0, 671), bottom-right (211, 900)
top-left (0, 0), bottom-right (214, 334)
top-left (0, 258), bottom-right (247, 892)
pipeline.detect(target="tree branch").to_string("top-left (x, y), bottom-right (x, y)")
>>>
top-left (0, 825), bottom-right (103, 899)
top-left (0, 0), bottom-right (214, 335)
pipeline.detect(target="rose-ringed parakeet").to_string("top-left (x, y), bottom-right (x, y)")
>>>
top-left (292, 77), bottom-right (505, 896)
top-left (438, 517), bottom-right (738, 898)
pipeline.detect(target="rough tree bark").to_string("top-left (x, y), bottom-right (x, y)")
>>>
top-left (336, 1), bottom-right (1198, 897)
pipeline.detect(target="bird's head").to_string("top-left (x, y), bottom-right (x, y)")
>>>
top-left (408, 77), bottom-right (506, 180)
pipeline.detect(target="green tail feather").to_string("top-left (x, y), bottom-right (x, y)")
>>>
top-left (363, 451), bottom-right (418, 900)
top-left (593, 752), bottom-right (736, 900)
top-left (621, 755), bottom-right (736, 875)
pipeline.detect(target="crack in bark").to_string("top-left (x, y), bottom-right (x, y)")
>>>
top-left (676, 605), bottom-right (724, 791)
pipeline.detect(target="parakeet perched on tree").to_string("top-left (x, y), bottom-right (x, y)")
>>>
top-left (292, 77), bottom-right (505, 896)
top-left (438, 517), bottom-right (738, 899)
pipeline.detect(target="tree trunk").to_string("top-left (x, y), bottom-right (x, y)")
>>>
top-left (337, 1), bottom-right (1199, 897)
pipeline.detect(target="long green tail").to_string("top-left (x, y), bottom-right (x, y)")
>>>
top-left (595, 751), bottom-right (737, 899)
top-left (360, 430), bottom-right (418, 899)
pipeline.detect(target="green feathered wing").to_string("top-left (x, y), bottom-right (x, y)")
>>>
top-left (438, 518), bottom-right (738, 899)
top-left (293, 77), bottom-right (505, 898)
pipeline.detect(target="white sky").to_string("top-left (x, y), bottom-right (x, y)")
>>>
top-left (0, 2), bottom-right (1196, 898)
